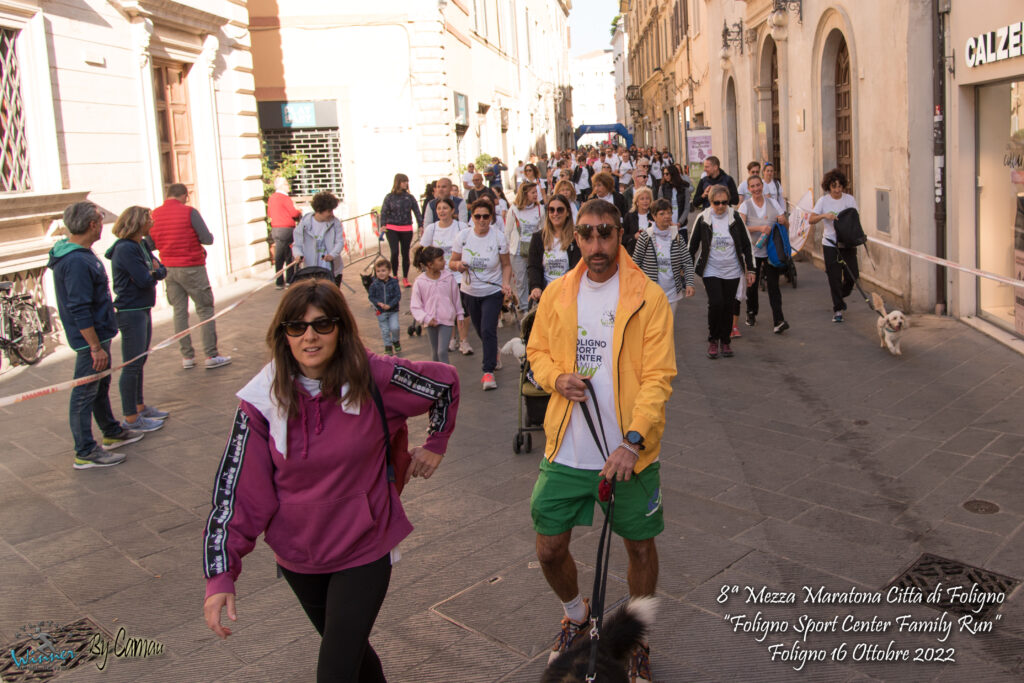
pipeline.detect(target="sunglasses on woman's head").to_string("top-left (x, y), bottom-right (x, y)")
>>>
top-left (574, 223), bottom-right (617, 238)
top-left (712, 200), bottom-right (729, 206)
top-left (472, 213), bottom-right (491, 220)
top-left (282, 317), bottom-right (340, 337)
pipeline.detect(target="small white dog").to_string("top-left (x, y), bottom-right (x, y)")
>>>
top-left (500, 337), bottom-right (527, 362)
top-left (872, 292), bottom-right (908, 356)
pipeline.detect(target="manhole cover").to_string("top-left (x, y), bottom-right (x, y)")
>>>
top-left (0, 617), bottom-right (107, 681)
top-left (887, 554), bottom-right (1020, 619)
top-left (963, 499), bottom-right (1000, 515)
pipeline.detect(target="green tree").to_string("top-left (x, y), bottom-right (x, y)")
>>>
top-left (261, 142), bottom-right (306, 199)
top-left (610, 14), bottom-right (620, 37)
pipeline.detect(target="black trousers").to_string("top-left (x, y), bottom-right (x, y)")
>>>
top-left (385, 229), bottom-right (413, 278)
top-left (822, 245), bottom-right (858, 312)
top-left (747, 257), bottom-right (786, 325)
top-left (461, 290), bottom-right (503, 373)
top-left (271, 228), bottom-right (295, 287)
top-left (702, 276), bottom-right (740, 344)
top-left (280, 554), bottom-right (392, 683)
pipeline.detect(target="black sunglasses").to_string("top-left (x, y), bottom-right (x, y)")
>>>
top-left (472, 213), bottom-right (492, 220)
top-left (548, 206), bottom-right (567, 214)
top-left (575, 223), bottom-right (618, 238)
top-left (711, 200), bottom-right (729, 206)
top-left (282, 317), bottom-right (340, 337)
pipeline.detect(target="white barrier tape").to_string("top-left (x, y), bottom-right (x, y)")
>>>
top-left (778, 196), bottom-right (1024, 291)
top-left (0, 260), bottom-right (299, 409)
top-left (865, 236), bottom-right (1024, 290)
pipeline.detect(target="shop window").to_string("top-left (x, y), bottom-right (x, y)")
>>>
top-left (0, 27), bottom-right (31, 192)
top-left (976, 79), bottom-right (1024, 335)
top-left (263, 128), bottom-right (344, 200)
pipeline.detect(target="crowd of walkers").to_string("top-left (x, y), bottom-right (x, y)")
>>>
top-left (40, 138), bottom-right (862, 683)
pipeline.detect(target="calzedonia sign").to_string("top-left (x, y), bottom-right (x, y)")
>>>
top-left (964, 21), bottom-right (1024, 68)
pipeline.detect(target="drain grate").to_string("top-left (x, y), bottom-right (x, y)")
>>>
top-left (962, 499), bottom-right (1000, 515)
top-left (887, 553), bottom-right (1020, 620)
top-left (0, 617), bottom-right (107, 682)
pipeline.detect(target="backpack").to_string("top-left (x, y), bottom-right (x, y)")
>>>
top-left (765, 222), bottom-right (793, 269)
top-left (835, 207), bottom-right (867, 248)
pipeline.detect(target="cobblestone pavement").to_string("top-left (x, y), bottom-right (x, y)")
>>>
top-left (0, 258), bottom-right (1022, 682)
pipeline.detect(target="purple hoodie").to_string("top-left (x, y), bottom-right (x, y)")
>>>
top-left (203, 352), bottom-right (460, 598)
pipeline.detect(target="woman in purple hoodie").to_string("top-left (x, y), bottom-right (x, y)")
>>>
top-left (202, 280), bottom-right (460, 682)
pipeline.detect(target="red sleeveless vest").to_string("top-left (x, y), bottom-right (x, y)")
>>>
top-left (151, 199), bottom-right (206, 267)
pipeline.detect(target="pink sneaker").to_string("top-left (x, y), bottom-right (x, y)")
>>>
top-left (706, 341), bottom-right (720, 359)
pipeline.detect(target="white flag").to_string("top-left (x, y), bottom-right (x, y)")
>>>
top-left (788, 190), bottom-right (815, 252)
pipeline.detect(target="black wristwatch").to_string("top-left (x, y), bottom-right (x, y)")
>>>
top-left (625, 431), bottom-right (645, 451)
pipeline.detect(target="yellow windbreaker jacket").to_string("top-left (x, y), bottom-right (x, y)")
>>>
top-left (526, 247), bottom-right (676, 472)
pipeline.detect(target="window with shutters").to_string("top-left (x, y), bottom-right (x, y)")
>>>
top-left (0, 27), bottom-right (31, 193)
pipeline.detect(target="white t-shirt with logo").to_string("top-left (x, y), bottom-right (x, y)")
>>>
top-left (812, 193), bottom-right (858, 247)
top-left (542, 237), bottom-right (570, 284)
top-left (652, 228), bottom-right (680, 303)
top-left (703, 213), bottom-right (742, 279)
top-left (554, 271), bottom-right (621, 470)
top-left (739, 198), bottom-right (783, 258)
top-left (421, 221), bottom-right (467, 266)
top-left (453, 227), bottom-right (508, 297)
top-left (619, 160), bottom-right (635, 187)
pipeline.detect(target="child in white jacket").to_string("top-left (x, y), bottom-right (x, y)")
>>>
top-left (410, 246), bottom-right (464, 364)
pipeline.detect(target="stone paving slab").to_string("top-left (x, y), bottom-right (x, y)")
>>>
top-left (1, 262), bottom-right (1023, 681)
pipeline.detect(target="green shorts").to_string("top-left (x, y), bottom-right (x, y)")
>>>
top-left (530, 459), bottom-right (664, 541)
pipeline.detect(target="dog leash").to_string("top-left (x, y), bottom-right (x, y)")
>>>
top-left (576, 378), bottom-right (617, 682)
top-left (836, 250), bottom-right (884, 319)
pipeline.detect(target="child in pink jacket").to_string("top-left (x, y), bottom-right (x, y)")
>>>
top-left (410, 246), bottom-right (464, 364)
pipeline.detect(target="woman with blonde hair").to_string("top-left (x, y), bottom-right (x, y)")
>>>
top-left (527, 193), bottom-right (580, 301)
top-left (622, 185), bottom-right (653, 255)
top-left (505, 181), bottom-right (544, 310)
top-left (104, 206), bottom-right (168, 432)
top-left (553, 179), bottom-right (580, 222)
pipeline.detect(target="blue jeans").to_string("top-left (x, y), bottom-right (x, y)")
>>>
top-left (377, 311), bottom-right (400, 346)
top-left (69, 341), bottom-right (120, 457)
top-left (462, 291), bottom-right (502, 373)
top-left (116, 309), bottom-right (152, 416)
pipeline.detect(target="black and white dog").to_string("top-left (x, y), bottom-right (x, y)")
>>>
top-left (541, 597), bottom-right (657, 683)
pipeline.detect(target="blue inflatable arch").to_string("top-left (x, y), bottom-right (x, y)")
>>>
top-left (574, 124), bottom-right (633, 148)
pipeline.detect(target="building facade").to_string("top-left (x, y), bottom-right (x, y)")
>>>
top-left (571, 49), bottom-right (616, 145)
top-left (0, 0), bottom-right (264, 326)
top-left (248, 0), bottom-right (572, 238)
top-left (612, 19), bottom-right (631, 131)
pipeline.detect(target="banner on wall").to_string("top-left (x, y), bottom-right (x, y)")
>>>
top-left (686, 128), bottom-right (712, 165)
top-left (787, 189), bottom-right (816, 252)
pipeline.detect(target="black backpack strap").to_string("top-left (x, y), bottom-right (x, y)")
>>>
top-left (369, 382), bottom-right (395, 484)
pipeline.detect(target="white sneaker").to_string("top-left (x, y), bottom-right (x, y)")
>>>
top-left (205, 355), bottom-right (232, 369)
top-left (182, 358), bottom-right (195, 369)
top-left (459, 340), bottom-right (474, 355)
top-left (448, 337), bottom-right (459, 352)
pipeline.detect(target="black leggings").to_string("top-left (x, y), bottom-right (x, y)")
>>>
top-left (385, 229), bottom-right (413, 278)
top-left (280, 554), bottom-right (392, 683)
top-left (823, 245), bottom-right (858, 312)
top-left (702, 276), bottom-right (740, 344)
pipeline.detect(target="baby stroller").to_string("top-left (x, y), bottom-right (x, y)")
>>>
top-left (513, 307), bottom-right (549, 454)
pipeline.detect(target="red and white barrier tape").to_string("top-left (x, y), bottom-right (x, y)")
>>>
top-left (0, 260), bottom-right (298, 409)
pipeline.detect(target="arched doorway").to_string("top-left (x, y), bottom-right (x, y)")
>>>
top-left (820, 29), bottom-right (853, 184)
top-left (725, 77), bottom-right (738, 176)
top-left (758, 37), bottom-right (781, 174)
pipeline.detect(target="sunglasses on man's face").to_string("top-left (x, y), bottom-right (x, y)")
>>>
top-left (473, 213), bottom-right (492, 220)
top-left (282, 317), bottom-right (340, 337)
top-left (575, 223), bottom-right (618, 238)
top-left (712, 200), bottom-right (729, 206)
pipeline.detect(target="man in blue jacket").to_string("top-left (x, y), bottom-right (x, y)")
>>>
top-left (48, 201), bottom-right (145, 469)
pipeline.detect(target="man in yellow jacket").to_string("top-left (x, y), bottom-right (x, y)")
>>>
top-left (527, 198), bottom-right (676, 681)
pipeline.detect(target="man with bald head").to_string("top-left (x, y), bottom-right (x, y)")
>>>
top-left (424, 177), bottom-right (469, 225)
top-left (467, 173), bottom-right (497, 204)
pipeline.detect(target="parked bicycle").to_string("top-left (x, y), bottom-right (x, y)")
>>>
top-left (0, 281), bottom-right (44, 365)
